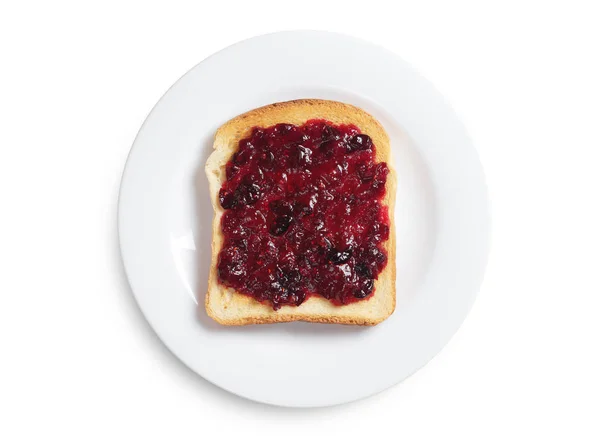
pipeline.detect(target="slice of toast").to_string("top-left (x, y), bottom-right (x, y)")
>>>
top-left (205, 99), bottom-right (396, 325)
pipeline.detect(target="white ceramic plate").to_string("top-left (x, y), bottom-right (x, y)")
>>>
top-left (119, 31), bottom-right (490, 407)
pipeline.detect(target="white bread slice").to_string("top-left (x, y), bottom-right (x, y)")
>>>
top-left (205, 99), bottom-right (396, 325)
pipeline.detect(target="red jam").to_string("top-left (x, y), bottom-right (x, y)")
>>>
top-left (217, 120), bottom-right (390, 309)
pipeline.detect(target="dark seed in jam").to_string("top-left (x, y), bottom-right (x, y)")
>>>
top-left (233, 148), bottom-right (250, 165)
top-left (321, 125), bottom-right (340, 143)
top-left (327, 248), bottom-right (353, 265)
top-left (354, 278), bottom-right (374, 298)
top-left (347, 134), bottom-right (373, 153)
top-left (355, 263), bottom-right (372, 278)
top-left (357, 163), bottom-right (375, 181)
top-left (216, 120), bottom-right (389, 309)
top-left (370, 246), bottom-right (386, 265)
top-left (219, 189), bottom-right (237, 209)
top-left (294, 291), bottom-right (307, 305)
top-left (270, 215), bottom-right (293, 236)
top-left (237, 182), bottom-right (261, 205)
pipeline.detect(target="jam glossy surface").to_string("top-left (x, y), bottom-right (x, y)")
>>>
top-left (217, 120), bottom-right (390, 309)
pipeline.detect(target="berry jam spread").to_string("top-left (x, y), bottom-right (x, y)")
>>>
top-left (217, 120), bottom-right (390, 309)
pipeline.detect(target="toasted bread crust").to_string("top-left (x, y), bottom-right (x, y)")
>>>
top-left (205, 99), bottom-right (396, 325)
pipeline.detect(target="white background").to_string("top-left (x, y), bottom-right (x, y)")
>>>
top-left (1, 1), bottom-right (599, 446)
